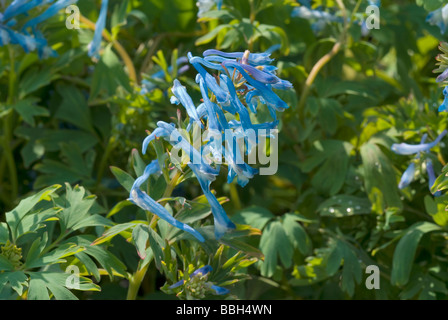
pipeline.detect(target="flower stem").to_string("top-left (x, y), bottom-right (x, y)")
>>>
top-left (79, 15), bottom-right (137, 83)
top-left (126, 262), bottom-right (149, 300)
top-left (2, 46), bottom-right (18, 204)
top-left (297, 0), bottom-right (361, 120)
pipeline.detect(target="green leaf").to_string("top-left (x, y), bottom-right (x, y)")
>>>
top-left (391, 222), bottom-right (441, 286)
top-left (110, 166), bottom-right (135, 193)
top-left (0, 271), bottom-right (28, 296)
top-left (318, 195), bottom-right (372, 217)
top-left (360, 142), bottom-right (402, 213)
top-left (300, 140), bottom-right (353, 195)
top-left (92, 222), bottom-right (137, 246)
top-left (282, 214), bottom-right (311, 255)
top-left (132, 224), bottom-right (149, 259)
top-left (10, 98), bottom-right (49, 126)
top-left (55, 85), bottom-right (93, 132)
top-left (6, 185), bottom-right (61, 242)
top-left (259, 220), bottom-right (293, 277)
top-left (89, 45), bottom-right (132, 101)
top-left (232, 206), bottom-right (274, 230)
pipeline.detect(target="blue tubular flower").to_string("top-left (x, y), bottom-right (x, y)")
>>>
top-left (426, 4), bottom-right (448, 35)
top-left (88, 0), bottom-right (108, 59)
top-left (398, 162), bottom-right (415, 189)
top-left (170, 79), bottom-right (203, 129)
top-left (188, 163), bottom-right (236, 239)
top-left (391, 130), bottom-right (447, 155)
top-left (203, 48), bottom-right (277, 66)
top-left (129, 160), bottom-right (205, 243)
top-left (188, 53), bottom-right (230, 105)
top-left (2, 0), bottom-right (53, 22)
top-left (439, 86), bottom-right (448, 112)
top-left (191, 265), bottom-right (212, 277)
top-left (136, 48), bottom-right (290, 240)
top-left (210, 284), bottom-right (230, 295)
top-left (142, 127), bottom-right (171, 155)
top-left (24, 0), bottom-right (78, 29)
top-left (436, 68), bottom-right (448, 83)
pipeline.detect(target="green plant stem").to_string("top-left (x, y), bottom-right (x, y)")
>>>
top-left (297, 0), bottom-right (361, 121)
top-left (229, 183), bottom-right (242, 210)
top-left (79, 15), bottom-right (137, 83)
top-left (95, 136), bottom-right (116, 192)
top-left (2, 46), bottom-right (18, 203)
top-left (126, 262), bottom-right (149, 300)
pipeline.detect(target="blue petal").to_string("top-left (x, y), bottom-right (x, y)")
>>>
top-left (391, 130), bottom-right (447, 155)
top-left (171, 79), bottom-right (203, 129)
top-left (436, 68), bottom-right (448, 83)
top-left (439, 86), bottom-right (448, 112)
top-left (191, 265), bottom-right (212, 277)
top-left (24, 0), bottom-right (78, 29)
top-left (211, 285), bottom-right (230, 295)
top-left (88, 0), bottom-right (109, 59)
top-left (398, 162), bottom-right (415, 189)
top-left (129, 161), bottom-right (205, 243)
top-left (426, 4), bottom-right (448, 34)
top-left (168, 280), bottom-right (185, 289)
top-left (188, 163), bottom-right (236, 239)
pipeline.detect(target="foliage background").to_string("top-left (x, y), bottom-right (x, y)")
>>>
top-left (1, 0), bottom-right (448, 300)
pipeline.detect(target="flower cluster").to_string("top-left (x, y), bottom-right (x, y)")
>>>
top-left (168, 265), bottom-right (229, 298)
top-left (0, 0), bottom-right (108, 59)
top-left (129, 46), bottom-right (291, 242)
top-left (391, 130), bottom-right (447, 195)
top-left (292, 0), bottom-right (380, 36)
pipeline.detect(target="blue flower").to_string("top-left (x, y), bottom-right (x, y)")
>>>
top-left (426, 4), bottom-right (448, 35)
top-left (170, 79), bottom-right (203, 129)
top-left (391, 130), bottom-right (447, 155)
top-left (88, 0), bottom-right (108, 59)
top-left (128, 160), bottom-right (205, 242)
top-left (135, 47), bottom-right (290, 239)
top-left (398, 162), bottom-right (415, 189)
top-left (169, 265), bottom-right (230, 296)
top-left (189, 163), bottom-right (236, 239)
top-left (24, 0), bottom-right (78, 29)
top-left (393, 133), bottom-right (445, 196)
top-left (439, 86), bottom-right (448, 112)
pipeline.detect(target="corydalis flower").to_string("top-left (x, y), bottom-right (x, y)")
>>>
top-left (392, 132), bottom-right (445, 196)
top-left (426, 4), bottom-right (448, 35)
top-left (133, 47), bottom-right (290, 240)
top-left (128, 159), bottom-right (205, 242)
top-left (168, 265), bottom-right (230, 298)
top-left (291, 4), bottom-right (343, 34)
top-left (391, 130), bottom-right (447, 155)
top-left (88, 0), bottom-right (108, 59)
top-left (0, 0), bottom-right (75, 58)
